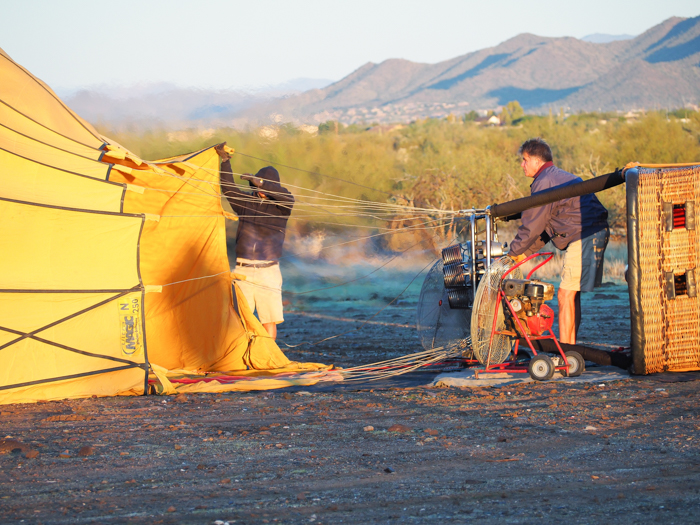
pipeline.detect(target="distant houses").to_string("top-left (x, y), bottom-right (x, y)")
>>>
top-left (474, 115), bottom-right (501, 126)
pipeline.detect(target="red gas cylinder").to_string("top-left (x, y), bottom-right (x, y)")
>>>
top-left (526, 304), bottom-right (554, 335)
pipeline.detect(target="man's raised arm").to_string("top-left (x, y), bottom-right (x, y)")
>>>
top-left (215, 143), bottom-right (248, 214)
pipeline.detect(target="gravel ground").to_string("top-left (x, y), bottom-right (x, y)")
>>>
top-left (2, 376), bottom-right (699, 524)
top-left (3, 279), bottom-right (699, 524)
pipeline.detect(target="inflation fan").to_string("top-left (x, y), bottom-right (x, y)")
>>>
top-left (416, 209), bottom-right (506, 356)
top-left (416, 208), bottom-right (585, 381)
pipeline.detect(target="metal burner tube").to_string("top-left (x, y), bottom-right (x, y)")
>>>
top-left (469, 214), bottom-right (477, 300)
top-left (485, 213), bottom-right (492, 271)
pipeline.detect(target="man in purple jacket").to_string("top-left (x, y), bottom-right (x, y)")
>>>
top-left (507, 138), bottom-right (609, 344)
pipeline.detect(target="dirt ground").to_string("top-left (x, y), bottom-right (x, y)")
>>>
top-left (3, 278), bottom-right (700, 524)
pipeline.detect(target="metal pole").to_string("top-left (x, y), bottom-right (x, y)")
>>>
top-left (470, 214), bottom-right (477, 302)
top-left (485, 213), bottom-right (492, 270)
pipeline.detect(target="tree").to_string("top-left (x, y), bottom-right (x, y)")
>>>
top-left (318, 120), bottom-right (343, 135)
top-left (501, 100), bottom-right (524, 125)
top-left (463, 110), bottom-right (479, 122)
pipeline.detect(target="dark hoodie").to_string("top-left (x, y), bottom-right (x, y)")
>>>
top-left (220, 160), bottom-right (294, 261)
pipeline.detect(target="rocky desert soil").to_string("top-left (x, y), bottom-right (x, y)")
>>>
top-left (2, 275), bottom-right (699, 524)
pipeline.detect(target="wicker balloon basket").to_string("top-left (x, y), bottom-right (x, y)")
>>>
top-left (626, 164), bottom-right (700, 374)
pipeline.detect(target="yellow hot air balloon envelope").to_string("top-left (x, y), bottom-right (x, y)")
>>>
top-left (0, 48), bottom-right (328, 404)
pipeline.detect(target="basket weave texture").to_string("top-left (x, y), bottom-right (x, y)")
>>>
top-left (638, 166), bottom-right (700, 373)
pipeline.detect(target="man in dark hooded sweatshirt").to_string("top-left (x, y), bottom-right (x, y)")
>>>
top-left (215, 143), bottom-right (294, 340)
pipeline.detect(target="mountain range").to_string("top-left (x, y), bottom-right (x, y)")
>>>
top-left (65, 16), bottom-right (700, 128)
top-left (63, 78), bottom-right (333, 130)
top-left (254, 15), bottom-right (700, 125)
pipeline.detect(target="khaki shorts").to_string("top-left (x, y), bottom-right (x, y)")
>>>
top-left (233, 259), bottom-right (284, 324)
top-left (560, 228), bottom-right (609, 292)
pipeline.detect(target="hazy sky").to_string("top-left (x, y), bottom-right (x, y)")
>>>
top-left (2, 0), bottom-right (698, 92)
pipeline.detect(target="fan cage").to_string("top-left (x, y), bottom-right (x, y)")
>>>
top-left (416, 259), bottom-right (472, 352)
top-left (471, 257), bottom-right (522, 365)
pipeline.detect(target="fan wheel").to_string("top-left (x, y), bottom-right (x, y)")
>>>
top-left (528, 355), bottom-right (554, 381)
top-left (564, 351), bottom-right (585, 377)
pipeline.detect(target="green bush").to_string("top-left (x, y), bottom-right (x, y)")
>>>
top-left (98, 109), bottom-right (700, 234)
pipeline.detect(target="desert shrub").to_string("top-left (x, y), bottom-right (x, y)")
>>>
top-left (99, 109), bottom-right (700, 237)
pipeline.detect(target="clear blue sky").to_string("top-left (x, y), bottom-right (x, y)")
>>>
top-left (2, 0), bottom-right (698, 92)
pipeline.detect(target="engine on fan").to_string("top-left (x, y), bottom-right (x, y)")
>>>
top-left (501, 279), bottom-right (555, 336)
top-left (441, 241), bottom-right (508, 309)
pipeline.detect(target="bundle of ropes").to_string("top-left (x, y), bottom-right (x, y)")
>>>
top-left (336, 342), bottom-right (468, 382)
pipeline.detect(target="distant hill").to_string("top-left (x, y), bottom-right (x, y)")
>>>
top-left (245, 15), bottom-right (700, 124)
top-left (581, 33), bottom-right (635, 44)
top-left (64, 78), bottom-right (334, 130)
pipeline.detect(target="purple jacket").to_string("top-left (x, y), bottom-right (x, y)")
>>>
top-left (508, 164), bottom-right (608, 256)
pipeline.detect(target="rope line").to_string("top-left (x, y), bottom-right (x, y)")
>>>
top-left (149, 157), bottom-right (455, 215)
top-left (233, 234), bottom-right (435, 295)
top-left (159, 270), bottom-right (231, 288)
top-left (234, 151), bottom-right (394, 197)
top-left (281, 256), bottom-right (436, 348)
top-left (336, 343), bottom-right (465, 382)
